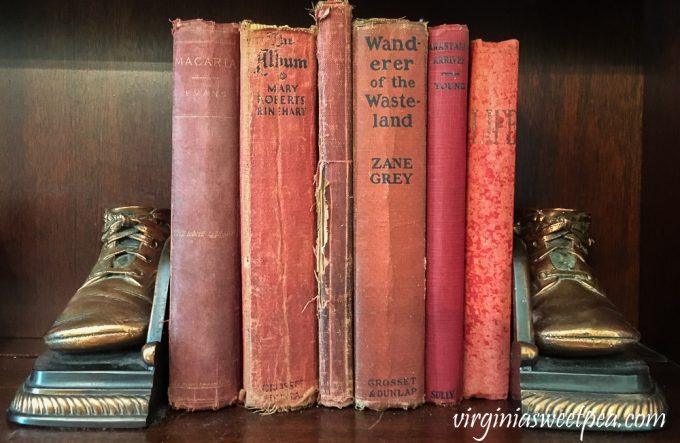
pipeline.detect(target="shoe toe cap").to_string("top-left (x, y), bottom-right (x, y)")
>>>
top-left (45, 321), bottom-right (146, 352)
top-left (44, 282), bottom-right (151, 352)
top-left (533, 281), bottom-right (640, 356)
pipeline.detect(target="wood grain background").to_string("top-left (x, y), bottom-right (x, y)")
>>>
top-left (641, 0), bottom-right (680, 363)
top-left (0, 0), bottom-right (673, 361)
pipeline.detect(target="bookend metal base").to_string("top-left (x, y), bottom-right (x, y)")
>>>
top-left (519, 353), bottom-right (668, 431)
top-left (7, 240), bottom-right (171, 429)
top-left (511, 237), bottom-right (668, 431)
top-left (7, 347), bottom-right (167, 428)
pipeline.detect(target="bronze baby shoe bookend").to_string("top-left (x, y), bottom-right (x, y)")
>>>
top-left (7, 206), bottom-right (171, 428)
top-left (511, 208), bottom-right (668, 431)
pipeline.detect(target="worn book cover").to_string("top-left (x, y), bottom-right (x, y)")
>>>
top-left (169, 19), bottom-right (241, 410)
top-left (240, 21), bottom-right (318, 412)
top-left (353, 18), bottom-right (427, 411)
top-left (315, 0), bottom-right (354, 409)
top-left (426, 24), bottom-right (469, 406)
top-left (463, 39), bottom-right (519, 400)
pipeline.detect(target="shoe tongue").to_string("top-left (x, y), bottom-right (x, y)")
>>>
top-left (118, 236), bottom-right (139, 246)
top-left (113, 236), bottom-right (141, 268)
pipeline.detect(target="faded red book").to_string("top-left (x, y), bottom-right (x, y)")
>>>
top-left (425, 24), bottom-right (469, 406)
top-left (169, 19), bottom-right (241, 410)
top-left (463, 39), bottom-right (519, 400)
top-left (314, 0), bottom-right (354, 409)
top-left (353, 19), bottom-right (427, 411)
top-left (240, 22), bottom-right (318, 412)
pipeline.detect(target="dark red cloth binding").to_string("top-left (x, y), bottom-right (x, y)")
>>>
top-left (425, 24), bottom-right (469, 406)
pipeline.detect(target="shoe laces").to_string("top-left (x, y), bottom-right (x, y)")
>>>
top-left (518, 212), bottom-right (593, 258)
top-left (82, 210), bottom-right (169, 287)
top-left (532, 225), bottom-right (592, 264)
top-left (517, 211), bottom-right (601, 294)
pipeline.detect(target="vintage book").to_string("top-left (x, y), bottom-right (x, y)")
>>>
top-left (463, 39), bottom-right (519, 400)
top-left (353, 18), bottom-right (427, 411)
top-left (314, 0), bottom-right (354, 409)
top-left (425, 24), bottom-right (469, 406)
top-left (169, 19), bottom-right (241, 410)
top-left (239, 21), bottom-right (318, 412)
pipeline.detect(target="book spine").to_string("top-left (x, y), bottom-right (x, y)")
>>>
top-left (463, 39), bottom-right (519, 400)
top-left (425, 24), bottom-right (469, 405)
top-left (315, 0), bottom-right (354, 409)
top-left (169, 19), bottom-right (241, 410)
top-left (240, 21), bottom-right (318, 412)
top-left (353, 19), bottom-right (427, 411)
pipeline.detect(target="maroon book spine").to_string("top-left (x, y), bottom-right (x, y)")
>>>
top-left (240, 22), bottom-right (318, 412)
top-left (463, 39), bottom-right (519, 400)
top-left (315, 0), bottom-right (354, 409)
top-left (425, 24), bottom-right (469, 405)
top-left (169, 19), bottom-right (241, 410)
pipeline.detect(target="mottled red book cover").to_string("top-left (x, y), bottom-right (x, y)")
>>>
top-left (169, 19), bottom-right (241, 410)
top-left (425, 24), bottom-right (469, 405)
top-left (463, 39), bottom-right (519, 400)
top-left (353, 19), bottom-right (427, 411)
top-left (315, 0), bottom-right (354, 408)
top-left (240, 22), bottom-right (318, 412)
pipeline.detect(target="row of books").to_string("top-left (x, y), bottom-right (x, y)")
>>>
top-left (169, 0), bottom-right (518, 412)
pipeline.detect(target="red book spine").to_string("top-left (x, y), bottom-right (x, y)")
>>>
top-left (463, 39), bottom-right (519, 400)
top-left (315, 0), bottom-right (354, 408)
top-left (425, 24), bottom-right (469, 405)
top-left (353, 19), bottom-right (427, 411)
top-left (169, 19), bottom-right (241, 410)
top-left (240, 22), bottom-right (318, 412)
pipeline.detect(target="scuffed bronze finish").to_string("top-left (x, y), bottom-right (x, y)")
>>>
top-left (515, 208), bottom-right (639, 356)
top-left (519, 342), bottom-right (539, 365)
top-left (142, 342), bottom-right (157, 366)
top-left (44, 206), bottom-right (170, 352)
top-left (522, 386), bottom-right (668, 431)
top-left (10, 387), bottom-right (148, 418)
